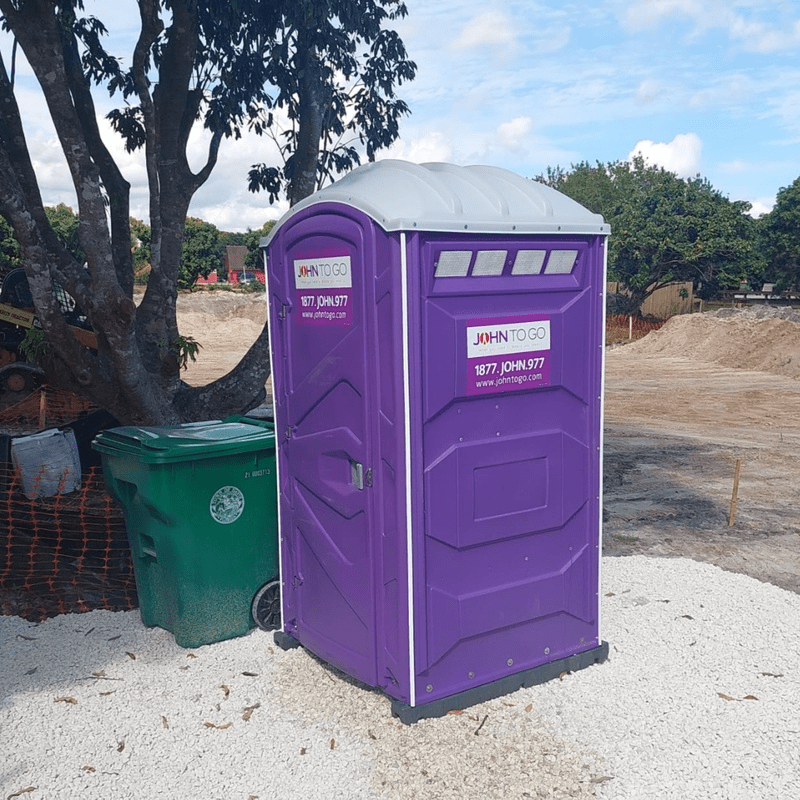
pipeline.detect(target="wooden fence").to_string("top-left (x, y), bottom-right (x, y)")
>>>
top-left (607, 281), bottom-right (693, 319)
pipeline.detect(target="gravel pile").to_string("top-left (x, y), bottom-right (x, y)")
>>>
top-left (715, 305), bottom-right (800, 323)
top-left (2, 555), bottom-right (799, 799)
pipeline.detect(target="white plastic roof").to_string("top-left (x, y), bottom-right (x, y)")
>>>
top-left (263, 160), bottom-right (609, 244)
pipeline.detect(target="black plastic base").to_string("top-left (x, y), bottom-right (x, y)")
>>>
top-left (272, 631), bottom-right (608, 726)
top-left (391, 641), bottom-right (610, 724)
top-left (273, 630), bottom-right (303, 651)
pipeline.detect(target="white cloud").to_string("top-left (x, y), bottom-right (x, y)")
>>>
top-left (451, 11), bottom-right (516, 50)
top-left (381, 132), bottom-right (454, 164)
top-left (746, 199), bottom-right (773, 218)
top-left (688, 73), bottom-right (757, 110)
top-left (764, 85), bottom-right (800, 139)
top-left (494, 117), bottom-right (533, 151)
top-left (621, 0), bottom-right (712, 32)
top-left (532, 25), bottom-right (572, 54)
top-left (450, 9), bottom-right (569, 54)
top-left (191, 194), bottom-right (286, 231)
top-left (728, 16), bottom-right (800, 54)
top-left (719, 159), bottom-right (748, 175)
top-left (634, 79), bottom-right (666, 105)
top-left (620, 0), bottom-right (800, 53)
top-left (628, 133), bottom-right (703, 178)
top-left (29, 136), bottom-right (74, 203)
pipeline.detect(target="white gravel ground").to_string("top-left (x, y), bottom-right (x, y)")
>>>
top-left (2, 555), bottom-right (799, 800)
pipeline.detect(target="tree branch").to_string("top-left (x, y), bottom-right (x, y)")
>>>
top-left (59, 15), bottom-right (134, 297)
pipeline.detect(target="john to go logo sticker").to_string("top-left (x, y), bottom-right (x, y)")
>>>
top-left (210, 486), bottom-right (245, 524)
top-left (466, 315), bottom-right (551, 396)
top-left (294, 254), bottom-right (353, 327)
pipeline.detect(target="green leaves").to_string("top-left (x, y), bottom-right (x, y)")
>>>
top-left (758, 177), bottom-right (800, 292)
top-left (179, 218), bottom-right (221, 290)
top-left (540, 158), bottom-right (763, 311)
top-left (250, 0), bottom-right (417, 204)
top-left (159, 335), bottom-right (202, 371)
top-left (19, 327), bottom-right (50, 365)
top-left (0, 216), bottom-right (20, 279)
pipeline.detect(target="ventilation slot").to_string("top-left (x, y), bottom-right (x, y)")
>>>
top-left (544, 250), bottom-right (578, 274)
top-left (471, 250), bottom-right (507, 276)
top-left (435, 251), bottom-right (472, 278)
top-left (511, 250), bottom-right (546, 275)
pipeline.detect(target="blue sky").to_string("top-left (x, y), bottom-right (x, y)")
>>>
top-left (388, 0), bottom-right (800, 216)
top-left (2, 0), bottom-right (799, 230)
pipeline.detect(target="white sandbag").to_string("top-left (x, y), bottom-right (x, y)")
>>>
top-left (11, 428), bottom-right (81, 499)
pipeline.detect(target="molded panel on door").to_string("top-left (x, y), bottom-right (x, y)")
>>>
top-left (425, 538), bottom-right (594, 668)
top-left (294, 512), bottom-right (373, 681)
top-left (559, 290), bottom-right (593, 404)
top-left (288, 426), bottom-right (366, 522)
top-left (424, 431), bottom-right (589, 549)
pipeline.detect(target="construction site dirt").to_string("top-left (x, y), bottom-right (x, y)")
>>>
top-left (175, 294), bottom-right (800, 597)
top-left (603, 348), bottom-right (800, 595)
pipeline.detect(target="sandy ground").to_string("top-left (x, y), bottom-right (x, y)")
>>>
top-left (604, 353), bottom-right (800, 593)
top-left (177, 292), bottom-right (800, 595)
top-left (603, 311), bottom-right (800, 595)
top-left (177, 289), bottom-right (268, 387)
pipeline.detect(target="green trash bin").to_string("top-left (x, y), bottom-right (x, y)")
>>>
top-left (92, 418), bottom-right (279, 648)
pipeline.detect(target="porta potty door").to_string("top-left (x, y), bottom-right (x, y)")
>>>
top-left (268, 210), bottom-right (380, 686)
top-left (412, 234), bottom-right (604, 703)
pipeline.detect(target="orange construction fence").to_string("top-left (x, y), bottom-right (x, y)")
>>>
top-left (1, 386), bottom-right (137, 621)
top-left (0, 463), bottom-right (137, 621)
top-left (606, 314), bottom-right (667, 345)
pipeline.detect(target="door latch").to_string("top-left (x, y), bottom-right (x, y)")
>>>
top-left (350, 462), bottom-right (372, 490)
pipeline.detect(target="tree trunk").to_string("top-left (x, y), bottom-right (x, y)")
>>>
top-left (288, 33), bottom-right (331, 206)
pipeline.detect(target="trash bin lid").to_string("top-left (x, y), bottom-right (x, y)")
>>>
top-left (92, 420), bottom-right (275, 463)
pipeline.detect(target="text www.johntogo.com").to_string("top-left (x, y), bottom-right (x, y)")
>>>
top-left (474, 372), bottom-right (543, 389)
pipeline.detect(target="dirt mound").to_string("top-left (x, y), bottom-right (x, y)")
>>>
top-left (176, 291), bottom-right (267, 386)
top-left (622, 309), bottom-right (800, 380)
top-left (176, 290), bottom-right (267, 323)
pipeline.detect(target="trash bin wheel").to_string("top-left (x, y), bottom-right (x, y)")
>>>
top-left (251, 579), bottom-right (281, 631)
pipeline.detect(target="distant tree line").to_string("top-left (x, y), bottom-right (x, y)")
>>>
top-left (0, 206), bottom-right (275, 290)
top-left (538, 158), bottom-right (800, 314)
top-left (5, 164), bottom-right (799, 314)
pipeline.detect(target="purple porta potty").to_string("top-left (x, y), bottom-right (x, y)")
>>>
top-left (261, 160), bottom-right (610, 723)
